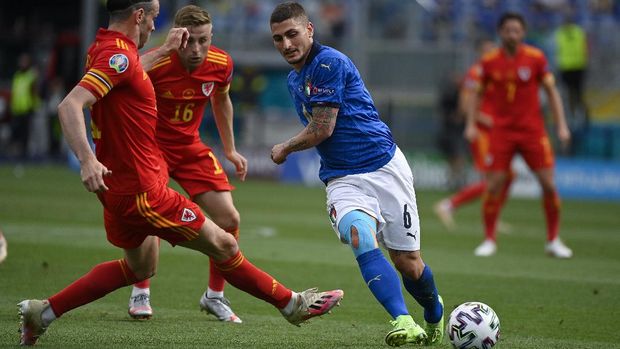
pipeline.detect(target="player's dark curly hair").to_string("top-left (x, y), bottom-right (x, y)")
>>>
top-left (106, 0), bottom-right (155, 22)
top-left (497, 12), bottom-right (527, 30)
top-left (270, 1), bottom-right (308, 25)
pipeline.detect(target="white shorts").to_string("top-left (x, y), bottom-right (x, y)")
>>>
top-left (326, 148), bottom-right (421, 251)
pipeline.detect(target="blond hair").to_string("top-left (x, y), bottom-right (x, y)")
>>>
top-left (174, 5), bottom-right (211, 27)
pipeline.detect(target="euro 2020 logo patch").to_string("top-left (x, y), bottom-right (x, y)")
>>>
top-left (109, 54), bottom-right (129, 73)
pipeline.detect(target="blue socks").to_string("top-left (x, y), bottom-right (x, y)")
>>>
top-left (402, 265), bottom-right (443, 323)
top-left (356, 248), bottom-right (408, 319)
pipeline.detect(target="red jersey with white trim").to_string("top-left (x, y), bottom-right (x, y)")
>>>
top-left (147, 45), bottom-right (233, 144)
top-left (480, 44), bottom-right (551, 132)
top-left (78, 28), bottom-right (162, 195)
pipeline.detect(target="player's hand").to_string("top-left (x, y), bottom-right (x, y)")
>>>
top-left (161, 27), bottom-right (189, 53)
top-left (80, 157), bottom-right (112, 193)
top-left (464, 123), bottom-right (479, 143)
top-left (477, 113), bottom-right (494, 128)
top-left (557, 124), bottom-right (571, 151)
top-left (226, 151), bottom-right (248, 181)
top-left (270, 143), bottom-right (288, 165)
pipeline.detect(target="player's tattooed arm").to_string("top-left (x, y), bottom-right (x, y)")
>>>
top-left (291, 106), bottom-right (337, 149)
top-left (308, 105), bottom-right (338, 136)
top-left (270, 105), bottom-right (338, 164)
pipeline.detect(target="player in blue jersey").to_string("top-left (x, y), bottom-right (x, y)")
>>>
top-left (269, 2), bottom-right (444, 346)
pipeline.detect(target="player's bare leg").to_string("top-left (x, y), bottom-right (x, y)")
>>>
top-left (534, 168), bottom-right (572, 258)
top-left (194, 191), bottom-right (243, 323)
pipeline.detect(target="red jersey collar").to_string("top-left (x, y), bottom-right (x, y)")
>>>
top-left (500, 44), bottom-right (524, 59)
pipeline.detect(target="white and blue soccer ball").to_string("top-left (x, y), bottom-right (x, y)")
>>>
top-left (447, 301), bottom-right (500, 349)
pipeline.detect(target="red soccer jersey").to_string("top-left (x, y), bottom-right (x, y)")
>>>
top-left (463, 62), bottom-right (495, 118)
top-left (78, 28), bottom-right (162, 195)
top-left (147, 46), bottom-right (233, 144)
top-left (479, 44), bottom-right (552, 132)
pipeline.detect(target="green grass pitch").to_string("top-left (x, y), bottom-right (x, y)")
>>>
top-left (0, 165), bottom-right (619, 348)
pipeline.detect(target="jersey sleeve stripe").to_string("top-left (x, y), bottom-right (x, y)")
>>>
top-left (83, 74), bottom-right (109, 94)
top-left (149, 58), bottom-right (172, 71)
top-left (207, 51), bottom-right (228, 59)
top-left (80, 75), bottom-right (107, 97)
top-left (89, 69), bottom-right (114, 88)
top-left (116, 38), bottom-right (129, 50)
top-left (207, 57), bottom-right (228, 66)
top-left (152, 56), bottom-right (171, 66)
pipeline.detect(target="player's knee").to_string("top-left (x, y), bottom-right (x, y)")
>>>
top-left (486, 177), bottom-right (505, 195)
top-left (213, 210), bottom-right (240, 233)
top-left (539, 179), bottom-right (556, 194)
top-left (213, 229), bottom-right (238, 258)
top-left (338, 210), bottom-right (378, 257)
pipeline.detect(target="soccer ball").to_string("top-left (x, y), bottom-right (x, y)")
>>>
top-left (447, 301), bottom-right (500, 349)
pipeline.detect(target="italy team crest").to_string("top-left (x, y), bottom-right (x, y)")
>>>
top-left (202, 82), bottom-right (215, 97)
top-left (109, 54), bottom-right (129, 73)
top-left (304, 75), bottom-right (312, 97)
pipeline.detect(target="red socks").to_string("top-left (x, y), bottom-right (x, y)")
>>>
top-left (482, 172), bottom-right (514, 241)
top-left (214, 251), bottom-right (292, 309)
top-left (450, 182), bottom-right (486, 208)
top-left (48, 259), bottom-right (138, 317)
top-left (134, 279), bottom-right (150, 289)
top-left (543, 191), bottom-right (561, 241)
top-left (482, 191), bottom-right (502, 241)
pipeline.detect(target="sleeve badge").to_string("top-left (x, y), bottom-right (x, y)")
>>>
top-left (109, 54), bottom-right (129, 73)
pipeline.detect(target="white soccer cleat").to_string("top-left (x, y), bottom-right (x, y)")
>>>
top-left (199, 294), bottom-right (242, 323)
top-left (474, 239), bottom-right (497, 257)
top-left (280, 288), bottom-right (344, 326)
top-left (18, 299), bottom-right (49, 346)
top-left (0, 231), bottom-right (7, 264)
top-left (545, 238), bottom-right (573, 259)
top-left (128, 292), bottom-right (153, 320)
top-left (433, 200), bottom-right (455, 231)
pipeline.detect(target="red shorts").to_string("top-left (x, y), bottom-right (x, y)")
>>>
top-left (487, 129), bottom-right (555, 172)
top-left (98, 179), bottom-right (206, 249)
top-left (470, 126), bottom-right (491, 172)
top-left (159, 140), bottom-right (234, 200)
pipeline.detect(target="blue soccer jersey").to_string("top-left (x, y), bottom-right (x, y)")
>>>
top-left (287, 42), bottom-right (396, 183)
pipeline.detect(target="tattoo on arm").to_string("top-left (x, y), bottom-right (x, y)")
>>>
top-left (307, 106), bottom-right (337, 137)
top-left (286, 138), bottom-right (310, 152)
top-left (284, 106), bottom-right (337, 153)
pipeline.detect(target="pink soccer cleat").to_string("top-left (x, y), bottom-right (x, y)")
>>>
top-left (280, 288), bottom-right (344, 326)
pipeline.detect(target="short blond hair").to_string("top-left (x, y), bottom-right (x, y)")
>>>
top-left (174, 5), bottom-right (211, 27)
